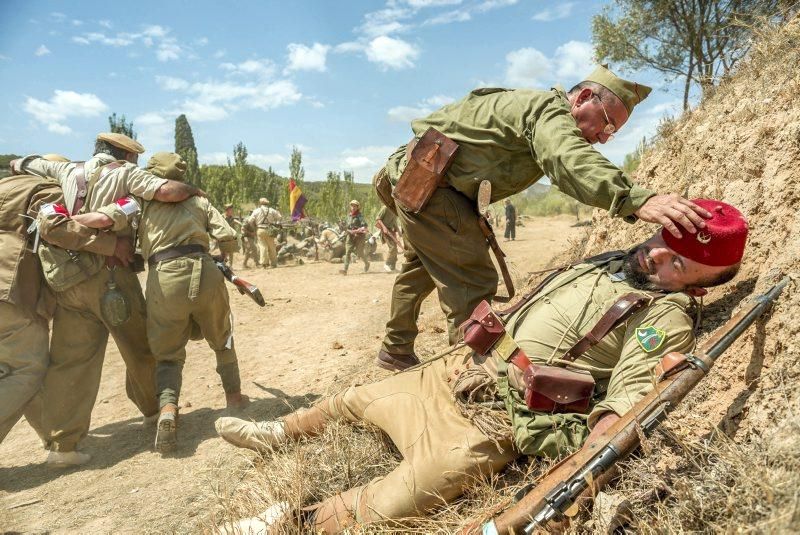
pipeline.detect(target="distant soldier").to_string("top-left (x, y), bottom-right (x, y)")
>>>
top-left (249, 198), bottom-right (282, 268)
top-left (375, 205), bottom-right (402, 272)
top-left (339, 200), bottom-right (369, 275)
top-left (504, 198), bottom-right (517, 241)
top-left (240, 215), bottom-right (258, 268)
top-left (223, 204), bottom-right (242, 267)
top-left (0, 157), bottom-right (131, 444)
top-left (76, 152), bottom-right (249, 454)
top-left (11, 133), bottom-right (200, 466)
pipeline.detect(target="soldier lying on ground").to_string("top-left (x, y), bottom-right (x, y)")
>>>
top-left (215, 199), bottom-right (747, 533)
top-left (71, 152), bottom-right (250, 454)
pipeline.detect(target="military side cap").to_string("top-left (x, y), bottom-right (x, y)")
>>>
top-left (96, 132), bottom-right (145, 154)
top-left (662, 199), bottom-right (748, 267)
top-left (584, 64), bottom-right (652, 115)
top-left (42, 153), bottom-right (70, 162)
top-left (224, 203), bottom-right (234, 209)
top-left (350, 199), bottom-right (360, 206)
top-left (146, 152), bottom-right (187, 181)
top-left (259, 197), bottom-right (270, 205)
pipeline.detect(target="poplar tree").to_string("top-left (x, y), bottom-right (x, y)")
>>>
top-left (108, 113), bottom-right (136, 139)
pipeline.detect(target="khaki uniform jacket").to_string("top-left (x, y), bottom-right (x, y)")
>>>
top-left (0, 175), bottom-right (117, 318)
top-left (376, 205), bottom-right (398, 232)
top-left (502, 259), bottom-right (695, 432)
top-left (250, 206), bottom-right (281, 228)
top-left (385, 87), bottom-right (654, 220)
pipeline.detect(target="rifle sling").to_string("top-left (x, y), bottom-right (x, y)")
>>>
top-left (148, 244), bottom-right (207, 266)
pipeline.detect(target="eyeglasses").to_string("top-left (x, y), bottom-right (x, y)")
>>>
top-left (594, 94), bottom-right (616, 140)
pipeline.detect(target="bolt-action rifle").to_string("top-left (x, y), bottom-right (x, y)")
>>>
top-left (375, 219), bottom-right (404, 249)
top-left (468, 276), bottom-right (790, 535)
top-left (213, 255), bottom-right (266, 307)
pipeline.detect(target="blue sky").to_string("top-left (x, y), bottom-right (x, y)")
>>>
top-left (0, 0), bottom-right (684, 183)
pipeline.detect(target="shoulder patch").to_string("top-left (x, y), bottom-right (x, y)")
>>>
top-left (636, 326), bottom-right (667, 352)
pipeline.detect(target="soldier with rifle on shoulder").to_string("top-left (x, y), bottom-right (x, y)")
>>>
top-left (215, 200), bottom-right (752, 534)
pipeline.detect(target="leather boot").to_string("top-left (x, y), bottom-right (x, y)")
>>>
top-left (375, 349), bottom-right (420, 371)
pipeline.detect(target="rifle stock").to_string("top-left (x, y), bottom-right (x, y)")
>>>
top-left (214, 257), bottom-right (266, 307)
top-left (472, 276), bottom-right (789, 535)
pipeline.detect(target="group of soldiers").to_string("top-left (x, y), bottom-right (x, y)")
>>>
top-left (1, 64), bottom-right (752, 533)
top-left (1, 134), bottom-right (249, 462)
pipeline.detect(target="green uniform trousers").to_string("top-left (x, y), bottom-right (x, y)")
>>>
top-left (311, 353), bottom-right (519, 525)
top-left (145, 255), bottom-right (239, 408)
top-left (43, 266), bottom-right (159, 451)
top-left (384, 241), bottom-right (398, 269)
top-left (382, 187), bottom-right (497, 354)
top-left (242, 236), bottom-right (258, 267)
top-left (256, 228), bottom-right (278, 267)
top-left (343, 236), bottom-right (369, 272)
top-left (0, 303), bottom-right (48, 442)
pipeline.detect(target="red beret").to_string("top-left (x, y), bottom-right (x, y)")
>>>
top-left (661, 199), bottom-right (748, 267)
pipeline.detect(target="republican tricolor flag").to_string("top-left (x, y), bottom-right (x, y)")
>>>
top-left (289, 178), bottom-right (307, 221)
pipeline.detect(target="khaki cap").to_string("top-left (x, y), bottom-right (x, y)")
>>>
top-left (584, 64), bottom-right (652, 115)
top-left (96, 132), bottom-right (145, 154)
top-left (349, 199), bottom-right (360, 206)
top-left (146, 152), bottom-right (187, 181)
top-left (224, 203), bottom-right (234, 209)
top-left (259, 198), bottom-right (270, 205)
top-left (42, 153), bottom-right (70, 162)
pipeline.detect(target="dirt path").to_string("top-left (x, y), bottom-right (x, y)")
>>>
top-left (0, 215), bottom-right (584, 533)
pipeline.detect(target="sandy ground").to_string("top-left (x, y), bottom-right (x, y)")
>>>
top-left (0, 215), bottom-right (584, 534)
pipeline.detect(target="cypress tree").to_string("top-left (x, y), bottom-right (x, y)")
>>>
top-left (174, 114), bottom-right (201, 187)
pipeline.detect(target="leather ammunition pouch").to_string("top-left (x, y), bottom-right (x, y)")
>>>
top-left (461, 300), bottom-right (505, 355)
top-left (523, 364), bottom-right (595, 414)
top-left (392, 127), bottom-right (458, 213)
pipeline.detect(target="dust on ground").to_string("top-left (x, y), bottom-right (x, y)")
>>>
top-left (0, 215), bottom-right (584, 533)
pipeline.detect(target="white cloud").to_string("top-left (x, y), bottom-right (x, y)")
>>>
top-left (405, 0), bottom-right (462, 6)
top-left (365, 36), bottom-right (419, 70)
top-left (98, 19), bottom-right (112, 29)
top-left (213, 49), bottom-right (226, 59)
top-left (156, 75), bottom-right (190, 91)
top-left (476, 0), bottom-right (518, 12)
top-left (23, 90), bottom-right (108, 135)
top-left (35, 45), bottom-right (51, 56)
top-left (50, 12), bottom-right (66, 21)
top-left (200, 152), bottom-right (230, 165)
top-left (343, 156), bottom-right (374, 168)
top-left (532, 2), bottom-right (575, 22)
top-left (194, 37), bottom-right (209, 46)
top-left (359, 7), bottom-right (413, 39)
top-left (504, 40), bottom-right (594, 88)
top-left (286, 42), bottom-right (330, 73)
top-left (134, 112), bottom-right (172, 149)
top-left (179, 100), bottom-right (229, 122)
top-left (221, 58), bottom-right (275, 78)
top-left (423, 9), bottom-right (471, 25)
top-left (250, 154), bottom-right (287, 168)
top-left (387, 94), bottom-right (454, 122)
top-left (505, 47), bottom-right (552, 87)
top-left (553, 41), bottom-right (594, 81)
top-left (71, 19), bottom-right (83, 26)
top-left (71, 24), bottom-right (186, 62)
top-left (286, 143), bottom-right (312, 152)
top-left (0, 54), bottom-right (11, 61)
top-left (340, 145), bottom-right (396, 177)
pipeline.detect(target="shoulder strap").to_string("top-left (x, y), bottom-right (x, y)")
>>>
top-left (71, 162), bottom-right (87, 215)
top-left (80, 161), bottom-right (123, 214)
top-left (559, 292), bottom-right (662, 363)
top-left (498, 250), bottom-right (627, 318)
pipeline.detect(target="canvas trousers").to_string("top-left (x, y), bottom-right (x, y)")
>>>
top-left (0, 303), bottom-right (49, 442)
top-left (256, 228), bottom-right (278, 267)
top-left (42, 266), bottom-right (159, 452)
top-left (343, 236), bottom-right (369, 272)
top-left (283, 353), bottom-right (519, 532)
top-left (382, 186), bottom-right (497, 354)
top-left (145, 255), bottom-right (239, 408)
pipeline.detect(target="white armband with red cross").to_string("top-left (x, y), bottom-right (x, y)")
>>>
top-left (39, 202), bottom-right (69, 218)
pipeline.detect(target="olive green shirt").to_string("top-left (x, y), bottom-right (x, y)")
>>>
top-left (385, 87), bottom-right (654, 220)
top-left (501, 260), bottom-right (695, 439)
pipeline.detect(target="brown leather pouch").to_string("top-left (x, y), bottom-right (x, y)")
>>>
top-left (523, 364), bottom-right (595, 414)
top-left (392, 127), bottom-right (458, 213)
top-left (459, 300), bottom-right (504, 355)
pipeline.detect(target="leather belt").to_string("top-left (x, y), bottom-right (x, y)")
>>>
top-left (148, 244), bottom-right (207, 266)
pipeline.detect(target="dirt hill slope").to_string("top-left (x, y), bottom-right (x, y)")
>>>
top-left (566, 18), bottom-right (800, 531)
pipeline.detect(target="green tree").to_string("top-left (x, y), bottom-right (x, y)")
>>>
top-left (593, 0), bottom-right (781, 110)
top-left (289, 146), bottom-right (305, 185)
top-left (174, 114), bottom-right (201, 187)
top-left (108, 113), bottom-right (136, 138)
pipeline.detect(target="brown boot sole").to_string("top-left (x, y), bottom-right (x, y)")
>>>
top-left (155, 415), bottom-right (177, 453)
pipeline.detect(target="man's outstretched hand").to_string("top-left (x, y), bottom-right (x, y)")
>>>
top-left (634, 194), bottom-right (712, 238)
top-left (113, 236), bottom-right (135, 267)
